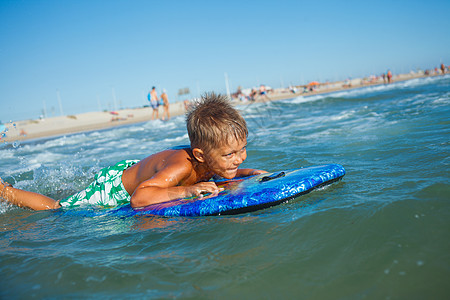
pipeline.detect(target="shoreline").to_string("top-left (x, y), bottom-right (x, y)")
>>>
top-left (0, 71), bottom-right (442, 143)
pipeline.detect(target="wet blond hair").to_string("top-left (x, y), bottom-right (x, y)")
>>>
top-left (186, 92), bottom-right (248, 153)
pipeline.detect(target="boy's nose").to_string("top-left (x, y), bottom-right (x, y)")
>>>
top-left (234, 152), bottom-right (246, 165)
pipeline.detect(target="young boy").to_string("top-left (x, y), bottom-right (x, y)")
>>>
top-left (0, 92), bottom-right (267, 211)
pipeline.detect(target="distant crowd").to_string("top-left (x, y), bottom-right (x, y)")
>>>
top-left (424, 63), bottom-right (448, 76)
top-left (148, 63), bottom-right (448, 109)
top-left (230, 62), bottom-right (448, 102)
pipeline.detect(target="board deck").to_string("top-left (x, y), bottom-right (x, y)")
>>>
top-left (111, 164), bottom-right (346, 217)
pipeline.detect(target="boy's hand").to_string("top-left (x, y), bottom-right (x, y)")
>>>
top-left (236, 168), bottom-right (268, 177)
top-left (186, 182), bottom-right (224, 199)
top-left (250, 169), bottom-right (268, 175)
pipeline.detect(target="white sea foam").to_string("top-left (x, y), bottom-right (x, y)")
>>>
top-left (160, 134), bottom-right (189, 144)
top-left (288, 94), bottom-right (326, 104)
top-left (6, 163), bottom-right (42, 175)
top-left (141, 118), bottom-right (180, 130)
top-left (330, 110), bottom-right (357, 121)
top-left (128, 126), bottom-right (145, 132)
top-left (27, 151), bottom-right (67, 165)
top-left (432, 95), bottom-right (450, 106)
top-left (0, 149), bottom-right (14, 159)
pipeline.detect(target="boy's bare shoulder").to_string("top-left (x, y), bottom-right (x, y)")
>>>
top-left (124, 148), bottom-right (196, 191)
top-left (164, 148), bottom-right (193, 163)
top-left (137, 148), bottom-right (188, 167)
top-left (153, 148), bottom-right (195, 173)
top-left (142, 148), bottom-right (198, 186)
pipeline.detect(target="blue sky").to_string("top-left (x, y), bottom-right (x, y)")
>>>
top-left (1, 0), bottom-right (449, 122)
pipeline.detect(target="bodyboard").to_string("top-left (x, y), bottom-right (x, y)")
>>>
top-left (113, 164), bottom-right (346, 217)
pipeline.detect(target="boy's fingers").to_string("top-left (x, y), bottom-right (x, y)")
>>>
top-left (252, 170), bottom-right (268, 175)
top-left (192, 182), bottom-right (224, 199)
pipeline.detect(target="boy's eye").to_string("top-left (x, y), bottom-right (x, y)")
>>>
top-left (223, 145), bottom-right (246, 158)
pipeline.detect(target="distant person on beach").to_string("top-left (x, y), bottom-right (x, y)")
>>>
top-left (258, 84), bottom-right (270, 101)
top-left (0, 92), bottom-right (267, 211)
top-left (440, 63), bottom-right (446, 75)
top-left (148, 87), bottom-right (160, 120)
top-left (343, 78), bottom-right (352, 88)
top-left (183, 99), bottom-right (192, 111)
top-left (160, 90), bottom-right (170, 120)
top-left (289, 85), bottom-right (297, 94)
top-left (387, 70), bottom-right (393, 84)
top-left (249, 89), bottom-right (257, 101)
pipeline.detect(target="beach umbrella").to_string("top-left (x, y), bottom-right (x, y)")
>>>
top-left (307, 81), bottom-right (320, 86)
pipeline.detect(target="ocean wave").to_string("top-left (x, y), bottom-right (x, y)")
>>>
top-left (26, 151), bottom-right (67, 165)
top-left (2, 162), bottom-right (42, 178)
top-left (288, 94), bottom-right (326, 103)
top-left (159, 133), bottom-right (189, 144)
top-left (330, 109), bottom-right (357, 121)
top-left (0, 149), bottom-right (14, 160)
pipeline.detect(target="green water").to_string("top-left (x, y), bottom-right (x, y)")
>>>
top-left (1, 76), bottom-right (449, 299)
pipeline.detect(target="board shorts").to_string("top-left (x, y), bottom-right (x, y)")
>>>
top-left (150, 100), bottom-right (159, 110)
top-left (59, 159), bottom-right (139, 208)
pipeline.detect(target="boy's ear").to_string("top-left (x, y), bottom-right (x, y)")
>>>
top-left (192, 148), bottom-right (205, 163)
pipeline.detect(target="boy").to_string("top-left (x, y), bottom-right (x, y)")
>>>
top-left (0, 92), bottom-right (266, 211)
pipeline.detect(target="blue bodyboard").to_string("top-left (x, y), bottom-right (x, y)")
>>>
top-left (111, 164), bottom-right (345, 217)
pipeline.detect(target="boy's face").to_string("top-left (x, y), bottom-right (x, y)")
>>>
top-left (203, 138), bottom-right (247, 179)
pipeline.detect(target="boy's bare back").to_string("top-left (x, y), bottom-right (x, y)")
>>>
top-left (122, 148), bottom-right (199, 196)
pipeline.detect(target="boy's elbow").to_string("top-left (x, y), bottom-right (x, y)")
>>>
top-left (130, 189), bottom-right (148, 208)
top-left (130, 184), bottom-right (182, 208)
top-left (129, 186), bottom-right (166, 208)
top-left (130, 195), bottom-right (144, 208)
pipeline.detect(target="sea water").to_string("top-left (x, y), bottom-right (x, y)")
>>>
top-left (1, 76), bottom-right (449, 299)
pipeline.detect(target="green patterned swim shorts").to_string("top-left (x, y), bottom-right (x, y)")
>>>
top-left (59, 159), bottom-right (139, 208)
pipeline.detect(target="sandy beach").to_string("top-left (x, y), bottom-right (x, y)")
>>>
top-left (1, 101), bottom-right (187, 143)
top-left (0, 70), bottom-right (439, 143)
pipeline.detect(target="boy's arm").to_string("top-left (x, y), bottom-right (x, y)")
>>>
top-left (130, 164), bottom-right (222, 208)
top-left (235, 168), bottom-right (268, 177)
